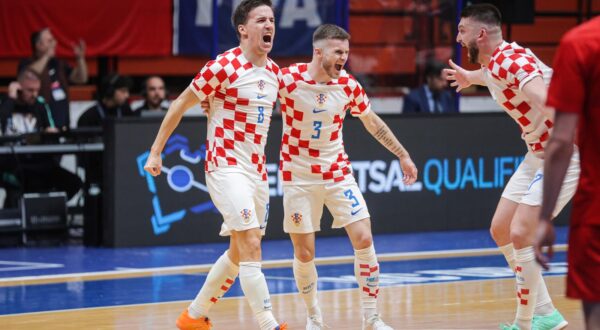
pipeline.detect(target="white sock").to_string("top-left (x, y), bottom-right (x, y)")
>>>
top-left (188, 250), bottom-right (238, 318)
top-left (499, 243), bottom-right (555, 316)
top-left (354, 244), bottom-right (379, 319)
top-left (239, 262), bottom-right (278, 330)
top-left (514, 246), bottom-right (542, 330)
top-left (293, 257), bottom-right (321, 319)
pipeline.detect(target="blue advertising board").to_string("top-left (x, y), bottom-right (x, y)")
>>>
top-left (174, 0), bottom-right (347, 57)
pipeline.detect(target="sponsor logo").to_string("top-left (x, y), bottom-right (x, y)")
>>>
top-left (351, 208), bottom-right (363, 216)
top-left (312, 108), bottom-right (327, 113)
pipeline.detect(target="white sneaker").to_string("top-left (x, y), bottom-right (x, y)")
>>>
top-left (306, 315), bottom-right (328, 330)
top-left (363, 314), bottom-right (393, 330)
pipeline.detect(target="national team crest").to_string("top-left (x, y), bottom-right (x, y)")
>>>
top-left (316, 93), bottom-right (327, 106)
top-left (291, 212), bottom-right (303, 226)
top-left (258, 79), bottom-right (265, 91)
top-left (240, 209), bottom-right (253, 223)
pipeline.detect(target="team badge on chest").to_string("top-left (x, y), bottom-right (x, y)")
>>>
top-left (316, 93), bottom-right (327, 106)
top-left (257, 79), bottom-right (265, 92)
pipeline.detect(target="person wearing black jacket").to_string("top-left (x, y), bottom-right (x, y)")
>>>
top-left (0, 69), bottom-right (81, 208)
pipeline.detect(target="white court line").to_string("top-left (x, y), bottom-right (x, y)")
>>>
top-left (0, 261), bottom-right (63, 272)
top-left (0, 244), bottom-right (567, 285)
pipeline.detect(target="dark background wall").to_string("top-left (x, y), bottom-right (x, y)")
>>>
top-left (104, 114), bottom-right (569, 247)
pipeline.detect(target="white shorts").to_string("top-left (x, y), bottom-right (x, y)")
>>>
top-left (283, 176), bottom-right (370, 234)
top-left (502, 150), bottom-right (580, 218)
top-left (206, 170), bottom-right (269, 236)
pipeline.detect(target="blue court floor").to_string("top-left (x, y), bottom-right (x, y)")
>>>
top-left (0, 227), bottom-right (569, 315)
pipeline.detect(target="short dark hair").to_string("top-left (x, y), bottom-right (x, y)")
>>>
top-left (424, 61), bottom-right (447, 79)
top-left (313, 24), bottom-right (350, 44)
top-left (461, 3), bottom-right (502, 27)
top-left (30, 28), bottom-right (49, 54)
top-left (231, 0), bottom-right (273, 40)
top-left (100, 73), bottom-right (133, 99)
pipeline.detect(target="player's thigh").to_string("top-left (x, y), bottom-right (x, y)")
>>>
top-left (283, 184), bottom-right (325, 234)
top-left (206, 171), bottom-right (261, 233)
top-left (289, 232), bottom-right (316, 261)
top-left (324, 176), bottom-right (370, 229)
top-left (344, 218), bottom-right (373, 250)
top-left (490, 197), bottom-right (519, 244)
top-left (509, 203), bottom-right (540, 247)
top-left (521, 150), bottom-right (580, 218)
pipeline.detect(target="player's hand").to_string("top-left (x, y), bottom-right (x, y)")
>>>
top-left (73, 39), bottom-right (86, 59)
top-left (444, 59), bottom-right (472, 93)
top-left (533, 218), bottom-right (555, 270)
top-left (144, 152), bottom-right (163, 177)
top-left (399, 155), bottom-right (418, 185)
top-left (200, 95), bottom-right (214, 115)
top-left (8, 81), bottom-right (21, 99)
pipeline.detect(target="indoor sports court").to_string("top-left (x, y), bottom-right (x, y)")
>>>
top-left (1, 0), bottom-right (598, 329)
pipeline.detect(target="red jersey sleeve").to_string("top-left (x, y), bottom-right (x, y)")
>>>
top-left (346, 76), bottom-right (371, 117)
top-left (189, 59), bottom-right (231, 101)
top-left (546, 36), bottom-right (585, 114)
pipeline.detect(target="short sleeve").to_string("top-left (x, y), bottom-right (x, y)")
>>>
top-left (506, 54), bottom-right (542, 90)
top-left (188, 59), bottom-right (229, 101)
top-left (347, 77), bottom-right (371, 117)
top-left (546, 37), bottom-right (585, 114)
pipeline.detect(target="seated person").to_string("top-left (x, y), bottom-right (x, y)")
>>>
top-left (135, 76), bottom-right (169, 115)
top-left (0, 69), bottom-right (81, 208)
top-left (77, 73), bottom-right (137, 127)
top-left (403, 60), bottom-right (457, 114)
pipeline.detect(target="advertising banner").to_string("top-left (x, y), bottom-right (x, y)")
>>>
top-left (104, 114), bottom-right (569, 247)
top-left (174, 0), bottom-right (344, 56)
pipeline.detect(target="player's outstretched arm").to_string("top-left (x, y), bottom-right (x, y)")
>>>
top-left (444, 59), bottom-right (486, 92)
top-left (144, 87), bottom-right (199, 176)
top-left (359, 111), bottom-right (418, 185)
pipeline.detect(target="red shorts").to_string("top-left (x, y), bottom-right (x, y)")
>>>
top-left (567, 225), bottom-right (600, 302)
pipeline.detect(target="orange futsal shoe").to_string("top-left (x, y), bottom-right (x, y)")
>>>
top-left (175, 309), bottom-right (212, 330)
top-left (274, 323), bottom-right (288, 330)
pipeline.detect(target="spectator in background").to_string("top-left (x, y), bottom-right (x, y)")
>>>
top-left (403, 61), bottom-right (456, 113)
top-left (0, 70), bottom-right (81, 208)
top-left (135, 76), bottom-right (169, 116)
top-left (77, 73), bottom-right (137, 128)
top-left (19, 28), bottom-right (88, 130)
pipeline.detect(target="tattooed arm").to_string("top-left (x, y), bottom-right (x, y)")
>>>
top-left (359, 111), bottom-right (418, 184)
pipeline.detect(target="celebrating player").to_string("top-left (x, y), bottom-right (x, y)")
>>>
top-left (278, 24), bottom-right (418, 330)
top-left (446, 4), bottom-right (579, 330)
top-left (144, 1), bottom-right (285, 329)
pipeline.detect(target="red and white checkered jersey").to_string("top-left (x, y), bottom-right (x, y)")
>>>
top-left (278, 63), bottom-right (371, 185)
top-left (189, 47), bottom-right (280, 181)
top-left (481, 41), bottom-right (554, 157)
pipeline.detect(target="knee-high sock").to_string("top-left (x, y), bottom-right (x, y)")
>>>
top-left (499, 243), bottom-right (554, 316)
top-left (188, 250), bottom-right (238, 318)
top-left (514, 246), bottom-right (543, 329)
top-left (354, 244), bottom-right (379, 319)
top-left (239, 261), bottom-right (278, 330)
top-left (293, 257), bottom-right (321, 318)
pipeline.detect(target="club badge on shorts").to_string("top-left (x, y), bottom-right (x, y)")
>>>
top-left (291, 212), bottom-right (303, 226)
top-left (240, 209), bottom-right (253, 224)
